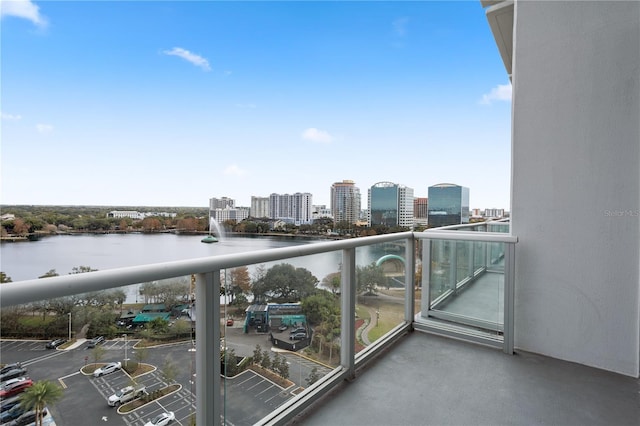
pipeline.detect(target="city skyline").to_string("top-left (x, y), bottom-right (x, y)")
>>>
top-left (1, 1), bottom-right (512, 210)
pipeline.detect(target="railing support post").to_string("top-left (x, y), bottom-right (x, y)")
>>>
top-left (421, 239), bottom-right (432, 318)
top-left (405, 237), bottom-right (415, 323)
top-left (341, 248), bottom-right (356, 380)
top-left (450, 241), bottom-right (458, 294)
top-left (503, 243), bottom-right (515, 354)
top-left (196, 271), bottom-right (221, 425)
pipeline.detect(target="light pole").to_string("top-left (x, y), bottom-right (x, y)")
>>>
top-left (68, 312), bottom-right (72, 341)
top-left (123, 334), bottom-right (128, 367)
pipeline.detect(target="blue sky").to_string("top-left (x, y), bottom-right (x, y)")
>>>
top-left (1, 0), bottom-right (512, 210)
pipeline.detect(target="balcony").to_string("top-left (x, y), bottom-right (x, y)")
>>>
top-left (1, 229), bottom-right (638, 425)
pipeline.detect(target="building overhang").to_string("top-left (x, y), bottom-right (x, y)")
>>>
top-left (481, 0), bottom-right (514, 79)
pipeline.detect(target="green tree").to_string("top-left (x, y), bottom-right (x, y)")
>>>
top-left (321, 272), bottom-right (341, 295)
top-left (222, 348), bottom-right (239, 377)
top-left (356, 262), bottom-right (386, 295)
top-left (252, 263), bottom-right (318, 303)
top-left (0, 272), bottom-right (12, 283)
top-left (39, 269), bottom-right (59, 278)
top-left (252, 344), bottom-right (263, 365)
top-left (171, 318), bottom-right (191, 338)
top-left (19, 380), bottom-right (63, 426)
top-left (302, 290), bottom-right (340, 326)
top-left (260, 349), bottom-right (271, 370)
top-left (227, 266), bottom-right (251, 304)
top-left (147, 317), bottom-right (169, 334)
top-left (272, 353), bottom-right (289, 379)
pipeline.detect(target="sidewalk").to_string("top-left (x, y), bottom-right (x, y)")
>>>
top-left (64, 338), bottom-right (86, 350)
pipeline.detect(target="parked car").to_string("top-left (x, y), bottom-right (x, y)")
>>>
top-left (226, 318), bottom-right (234, 326)
top-left (0, 378), bottom-right (32, 399)
top-left (6, 408), bottom-right (47, 426)
top-left (0, 363), bottom-right (22, 376)
top-left (0, 402), bottom-right (25, 423)
top-left (0, 368), bottom-right (27, 383)
top-left (45, 339), bottom-right (66, 349)
top-left (290, 332), bottom-right (307, 341)
top-left (144, 411), bottom-right (175, 426)
top-left (107, 385), bottom-right (146, 407)
top-left (0, 395), bottom-right (22, 413)
top-left (278, 324), bottom-right (288, 332)
top-left (93, 362), bottom-right (122, 378)
top-left (87, 336), bottom-right (105, 348)
top-left (289, 327), bottom-right (306, 335)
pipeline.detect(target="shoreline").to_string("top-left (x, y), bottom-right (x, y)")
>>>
top-left (0, 230), bottom-right (347, 243)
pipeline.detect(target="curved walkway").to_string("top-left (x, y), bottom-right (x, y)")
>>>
top-left (358, 305), bottom-right (380, 346)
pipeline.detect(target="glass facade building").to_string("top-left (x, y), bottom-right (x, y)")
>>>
top-left (427, 183), bottom-right (470, 227)
top-left (368, 182), bottom-right (414, 228)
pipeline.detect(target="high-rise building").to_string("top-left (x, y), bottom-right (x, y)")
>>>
top-left (413, 197), bottom-right (429, 227)
top-left (427, 183), bottom-right (470, 227)
top-left (210, 207), bottom-right (249, 223)
top-left (209, 197), bottom-right (235, 210)
top-left (330, 180), bottom-right (361, 225)
top-left (367, 182), bottom-right (414, 228)
top-left (413, 197), bottom-right (428, 218)
top-left (269, 192), bottom-right (313, 225)
top-left (250, 196), bottom-right (269, 218)
top-left (208, 197), bottom-right (248, 223)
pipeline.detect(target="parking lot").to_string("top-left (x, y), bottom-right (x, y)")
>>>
top-left (0, 332), bottom-right (330, 426)
top-left (0, 339), bottom-right (195, 426)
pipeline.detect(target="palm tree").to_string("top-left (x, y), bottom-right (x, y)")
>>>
top-left (19, 380), bottom-right (64, 426)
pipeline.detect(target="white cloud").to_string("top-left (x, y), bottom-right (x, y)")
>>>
top-left (301, 128), bottom-right (333, 143)
top-left (1, 111), bottom-right (22, 121)
top-left (223, 164), bottom-right (247, 177)
top-left (392, 17), bottom-right (409, 37)
top-left (36, 123), bottom-right (53, 133)
top-left (0, 0), bottom-right (48, 28)
top-left (480, 83), bottom-right (512, 105)
top-left (163, 47), bottom-right (211, 71)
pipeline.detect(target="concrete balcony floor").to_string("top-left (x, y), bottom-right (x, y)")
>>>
top-left (291, 332), bottom-right (639, 426)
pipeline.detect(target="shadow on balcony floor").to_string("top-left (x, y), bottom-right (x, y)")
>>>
top-left (290, 332), bottom-right (639, 426)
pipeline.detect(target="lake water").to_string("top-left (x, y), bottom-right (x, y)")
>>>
top-left (1, 233), bottom-right (389, 302)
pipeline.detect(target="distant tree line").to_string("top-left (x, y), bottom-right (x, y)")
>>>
top-left (0, 204), bottom-right (419, 238)
top-left (1, 258), bottom-right (390, 361)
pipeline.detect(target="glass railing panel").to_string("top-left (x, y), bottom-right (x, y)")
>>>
top-left (488, 223), bottom-right (509, 233)
top-left (429, 239), bottom-right (454, 303)
top-left (473, 239), bottom-right (486, 272)
top-left (423, 238), bottom-right (505, 335)
top-left (355, 239), bottom-right (407, 349)
top-left (488, 241), bottom-right (505, 271)
top-left (220, 249), bottom-right (344, 424)
top-left (455, 240), bottom-right (473, 284)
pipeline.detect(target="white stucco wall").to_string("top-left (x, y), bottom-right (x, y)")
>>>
top-left (511, 1), bottom-right (639, 377)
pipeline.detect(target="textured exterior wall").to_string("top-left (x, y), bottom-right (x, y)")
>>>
top-left (511, 1), bottom-right (639, 376)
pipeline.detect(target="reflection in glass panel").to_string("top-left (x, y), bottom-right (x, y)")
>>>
top-left (355, 240), bottom-right (407, 349)
top-left (219, 251), bottom-right (343, 424)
